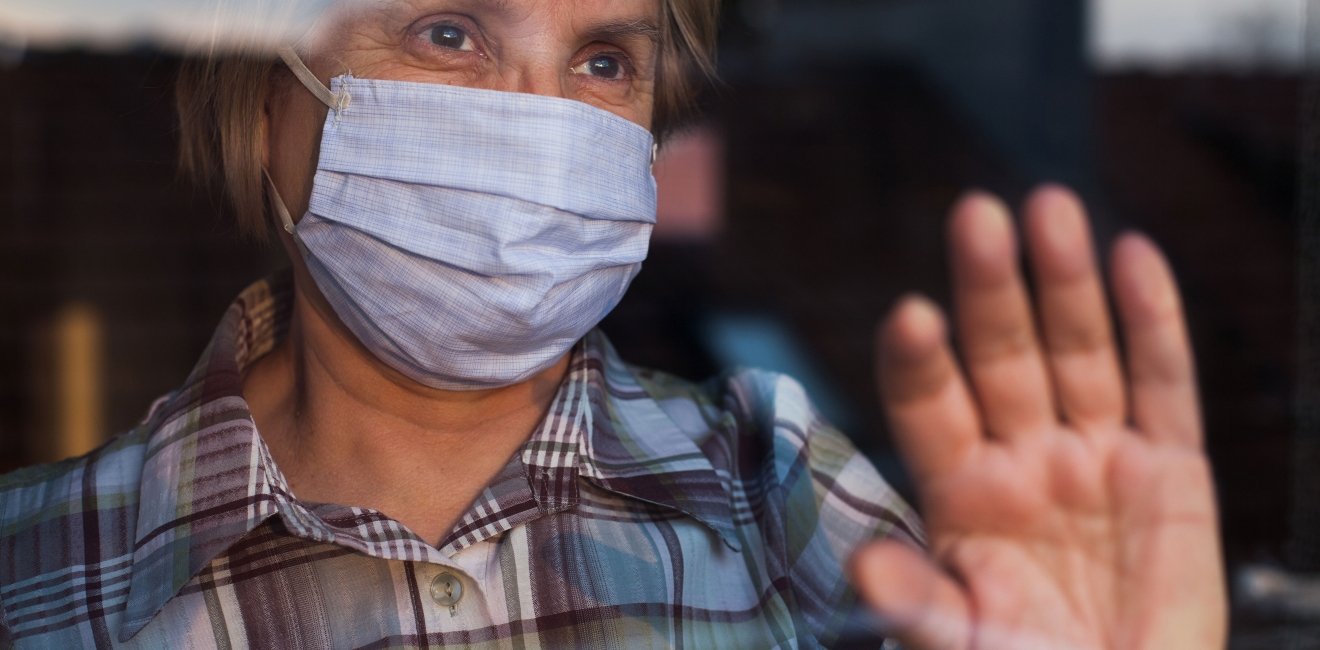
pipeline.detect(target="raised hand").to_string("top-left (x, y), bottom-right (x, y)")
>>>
top-left (850, 187), bottom-right (1227, 649)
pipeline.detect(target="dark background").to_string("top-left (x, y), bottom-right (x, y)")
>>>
top-left (0, 0), bottom-right (1310, 646)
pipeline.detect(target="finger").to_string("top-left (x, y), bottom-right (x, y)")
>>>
top-left (1110, 234), bottom-right (1201, 447)
top-left (949, 194), bottom-right (1055, 440)
top-left (1022, 186), bottom-right (1126, 429)
top-left (850, 540), bottom-right (972, 650)
top-left (878, 296), bottom-right (982, 482)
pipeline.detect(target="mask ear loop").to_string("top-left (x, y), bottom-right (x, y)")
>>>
top-left (277, 46), bottom-right (351, 114)
top-left (262, 168), bottom-right (298, 235)
top-left (265, 47), bottom-right (349, 235)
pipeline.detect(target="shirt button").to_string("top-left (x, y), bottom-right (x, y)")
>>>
top-left (430, 572), bottom-right (464, 611)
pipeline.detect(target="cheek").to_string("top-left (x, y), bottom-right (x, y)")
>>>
top-left (266, 86), bottom-right (330, 219)
top-left (633, 86), bottom-right (657, 131)
top-left (635, 91), bottom-right (657, 133)
top-left (577, 83), bottom-right (655, 131)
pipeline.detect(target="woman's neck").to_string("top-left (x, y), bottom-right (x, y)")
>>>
top-left (242, 281), bottom-right (568, 543)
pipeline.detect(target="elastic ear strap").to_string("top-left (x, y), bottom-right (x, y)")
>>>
top-left (262, 168), bottom-right (298, 235)
top-left (277, 46), bottom-right (349, 112)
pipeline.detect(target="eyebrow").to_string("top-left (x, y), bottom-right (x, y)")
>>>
top-left (583, 18), bottom-right (661, 45)
top-left (393, 2), bottom-right (659, 44)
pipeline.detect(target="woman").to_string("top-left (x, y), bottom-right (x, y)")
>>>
top-left (0, 0), bottom-right (1225, 648)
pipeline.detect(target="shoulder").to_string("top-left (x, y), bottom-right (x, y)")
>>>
top-left (637, 362), bottom-right (878, 482)
top-left (1, 426), bottom-right (148, 523)
top-left (1, 421), bottom-right (151, 592)
top-left (720, 367), bottom-right (920, 533)
top-left (0, 425), bottom-right (150, 644)
top-left (627, 361), bottom-right (827, 449)
top-left (632, 362), bottom-right (921, 540)
top-left (1, 390), bottom-right (178, 532)
top-left (630, 364), bottom-right (921, 643)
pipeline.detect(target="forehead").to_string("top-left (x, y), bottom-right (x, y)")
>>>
top-left (320, 0), bottom-right (661, 39)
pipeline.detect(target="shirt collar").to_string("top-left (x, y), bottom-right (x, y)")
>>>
top-left (119, 275), bottom-right (294, 641)
top-left (119, 274), bottom-right (738, 641)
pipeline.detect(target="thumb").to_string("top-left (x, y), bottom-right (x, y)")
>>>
top-left (849, 540), bottom-right (972, 650)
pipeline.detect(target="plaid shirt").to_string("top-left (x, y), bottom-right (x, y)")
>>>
top-left (1, 275), bottom-right (922, 649)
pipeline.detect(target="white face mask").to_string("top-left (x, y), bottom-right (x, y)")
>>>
top-left (267, 48), bottom-right (658, 390)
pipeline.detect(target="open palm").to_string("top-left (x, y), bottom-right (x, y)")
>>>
top-left (851, 188), bottom-right (1227, 649)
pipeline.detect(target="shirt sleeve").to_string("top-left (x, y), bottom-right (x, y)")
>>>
top-left (737, 370), bottom-right (925, 648)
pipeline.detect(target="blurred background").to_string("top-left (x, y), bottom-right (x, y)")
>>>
top-left (0, 0), bottom-right (1316, 646)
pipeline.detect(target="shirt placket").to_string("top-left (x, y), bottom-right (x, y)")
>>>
top-left (410, 542), bottom-right (498, 630)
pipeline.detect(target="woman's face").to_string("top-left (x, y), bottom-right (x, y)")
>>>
top-left (265, 0), bottom-right (662, 218)
top-left (317, 0), bottom-right (661, 125)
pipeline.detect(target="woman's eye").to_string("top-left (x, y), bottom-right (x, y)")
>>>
top-left (428, 24), bottom-right (474, 51)
top-left (571, 55), bottom-right (627, 81)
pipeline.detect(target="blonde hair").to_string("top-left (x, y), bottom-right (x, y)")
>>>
top-left (177, 1), bottom-right (720, 240)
